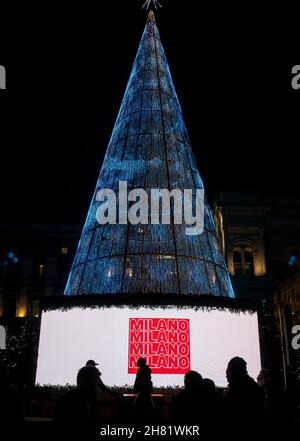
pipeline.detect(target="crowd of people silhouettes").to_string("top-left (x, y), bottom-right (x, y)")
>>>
top-left (0, 355), bottom-right (299, 437)
top-left (54, 355), bottom-right (299, 436)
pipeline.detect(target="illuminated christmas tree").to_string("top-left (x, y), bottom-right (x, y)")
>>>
top-left (64, 11), bottom-right (234, 298)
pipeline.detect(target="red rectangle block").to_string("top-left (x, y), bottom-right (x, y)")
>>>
top-left (128, 318), bottom-right (190, 374)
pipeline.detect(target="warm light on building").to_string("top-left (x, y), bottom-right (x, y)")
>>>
top-left (16, 293), bottom-right (29, 318)
top-left (61, 247), bottom-right (69, 255)
top-left (213, 206), bottom-right (225, 256)
top-left (227, 243), bottom-right (266, 277)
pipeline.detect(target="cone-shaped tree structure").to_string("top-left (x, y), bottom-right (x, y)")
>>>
top-left (65, 11), bottom-right (234, 298)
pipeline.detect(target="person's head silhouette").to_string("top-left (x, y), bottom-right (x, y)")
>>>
top-left (226, 357), bottom-right (248, 383)
top-left (184, 370), bottom-right (203, 391)
top-left (202, 378), bottom-right (216, 394)
top-left (85, 360), bottom-right (98, 367)
top-left (137, 357), bottom-right (147, 368)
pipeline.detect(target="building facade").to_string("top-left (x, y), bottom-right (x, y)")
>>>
top-left (215, 192), bottom-right (300, 384)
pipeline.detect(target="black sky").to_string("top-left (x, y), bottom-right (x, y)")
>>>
top-left (0, 1), bottom-right (299, 225)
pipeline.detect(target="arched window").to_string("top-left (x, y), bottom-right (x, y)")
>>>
top-left (231, 243), bottom-right (256, 276)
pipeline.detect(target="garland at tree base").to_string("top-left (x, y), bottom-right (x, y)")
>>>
top-left (41, 293), bottom-right (260, 314)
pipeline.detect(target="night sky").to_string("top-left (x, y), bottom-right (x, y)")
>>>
top-left (0, 1), bottom-right (299, 226)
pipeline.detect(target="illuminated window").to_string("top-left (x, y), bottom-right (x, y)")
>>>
top-left (61, 247), bottom-right (69, 255)
top-left (39, 264), bottom-right (44, 277)
top-left (232, 248), bottom-right (254, 276)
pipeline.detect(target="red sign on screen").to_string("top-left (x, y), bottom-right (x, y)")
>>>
top-left (128, 318), bottom-right (190, 374)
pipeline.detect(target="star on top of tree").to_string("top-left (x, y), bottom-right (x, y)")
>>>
top-left (142, 0), bottom-right (163, 10)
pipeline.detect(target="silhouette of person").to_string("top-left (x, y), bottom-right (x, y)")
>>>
top-left (83, 360), bottom-right (118, 398)
top-left (223, 357), bottom-right (265, 430)
top-left (133, 391), bottom-right (156, 423)
top-left (202, 378), bottom-right (218, 408)
top-left (170, 370), bottom-right (204, 424)
top-left (134, 358), bottom-right (153, 394)
top-left (55, 361), bottom-right (117, 436)
top-left (55, 365), bottom-right (100, 436)
top-left (133, 358), bottom-right (155, 423)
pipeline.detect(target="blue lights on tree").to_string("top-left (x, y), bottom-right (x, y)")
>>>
top-left (64, 11), bottom-right (235, 298)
